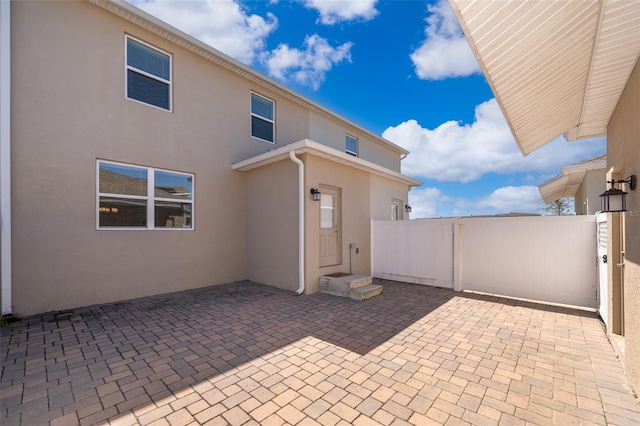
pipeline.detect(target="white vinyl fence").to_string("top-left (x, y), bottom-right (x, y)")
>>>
top-left (372, 215), bottom-right (597, 308)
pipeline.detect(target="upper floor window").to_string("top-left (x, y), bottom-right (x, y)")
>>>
top-left (126, 36), bottom-right (171, 111)
top-left (346, 134), bottom-right (358, 156)
top-left (251, 92), bottom-right (275, 143)
top-left (97, 160), bottom-right (193, 230)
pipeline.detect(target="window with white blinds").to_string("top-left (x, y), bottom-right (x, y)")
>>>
top-left (97, 160), bottom-right (193, 230)
top-left (126, 36), bottom-right (171, 111)
top-left (251, 92), bottom-right (275, 143)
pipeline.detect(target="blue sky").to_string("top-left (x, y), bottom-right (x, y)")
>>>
top-left (128, 0), bottom-right (606, 218)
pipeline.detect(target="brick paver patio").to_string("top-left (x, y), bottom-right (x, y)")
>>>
top-left (1, 279), bottom-right (639, 425)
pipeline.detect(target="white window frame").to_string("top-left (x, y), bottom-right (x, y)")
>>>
top-left (125, 35), bottom-right (172, 112)
top-left (345, 134), bottom-right (358, 157)
top-left (391, 198), bottom-right (403, 221)
top-left (250, 91), bottom-right (275, 143)
top-left (96, 160), bottom-right (194, 230)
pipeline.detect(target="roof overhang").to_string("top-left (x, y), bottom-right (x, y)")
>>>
top-left (232, 140), bottom-right (422, 187)
top-left (450, 0), bottom-right (640, 155)
top-left (538, 154), bottom-right (607, 203)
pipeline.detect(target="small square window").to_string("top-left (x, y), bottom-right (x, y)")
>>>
top-left (346, 134), bottom-right (358, 156)
top-left (251, 92), bottom-right (275, 143)
top-left (126, 36), bottom-right (171, 111)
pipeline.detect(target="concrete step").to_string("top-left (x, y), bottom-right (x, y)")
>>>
top-left (319, 274), bottom-right (380, 300)
top-left (349, 284), bottom-right (383, 301)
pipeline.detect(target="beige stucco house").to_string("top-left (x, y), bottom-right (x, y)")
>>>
top-left (0, 0), bottom-right (420, 316)
top-left (539, 154), bottom-right (607, 215)
top-left (450, 0), bottom-right (640, 395)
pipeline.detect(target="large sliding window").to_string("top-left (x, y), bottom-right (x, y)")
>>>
top-left (126, 36), bottom-right (171, 111)
top-left (97, 160), bottom-right (193, 230)
top-left (251, 92), bottom-right (275, 143)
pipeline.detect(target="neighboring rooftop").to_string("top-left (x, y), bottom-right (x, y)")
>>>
top-left (538, 154), bottom-right (607, 203)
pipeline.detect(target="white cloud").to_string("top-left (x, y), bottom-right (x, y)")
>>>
top-left (408, 187), bottom-right (452, 218)
top-left (409, 185), bottom-right (547, 219)
top-left (410, 0), bottom-right (480, 80)
top-left (382, 98), bottom-right (606, 183)
top-left (127, 0), bottom-right (277, 64)
top-left (262, 35), bottom-right (352, 90)
top-left (302, 0), bottom-right (379, 25)
top-left (460, 186), bottom-right (546, 214)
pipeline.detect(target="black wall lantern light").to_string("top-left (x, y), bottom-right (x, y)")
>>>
top-left (405, 205), bottom-right (412, 213)
top-left (600, 175), bottom-right (636, 212)
top-left (310, 188), bottom-right (321, 201)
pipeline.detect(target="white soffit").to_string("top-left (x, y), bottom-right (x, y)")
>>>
top-left (450, 0), bottom-right (640, 155)
top-left (538, 154), bottom-right (607, 203)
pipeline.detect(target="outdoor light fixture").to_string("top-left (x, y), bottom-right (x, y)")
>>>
top-left (600, 175), bottom-right (636, 213)
top-left (405, 205), bottom-right (412, 213)
top-left (310, 188), bottom-right (321, 201)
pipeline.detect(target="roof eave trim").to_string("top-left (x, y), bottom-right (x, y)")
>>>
top-left (232, 140), bottom-right (422, 187)
top-left (538, 174), bottom-right (575, 204)
top-left (562, 159), bottom-right (607, 173)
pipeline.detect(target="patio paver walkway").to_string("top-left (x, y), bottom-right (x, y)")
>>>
top-left (1, 279), bottom-right (639, 425)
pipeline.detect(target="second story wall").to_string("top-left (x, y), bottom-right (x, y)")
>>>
top-left (308, 112), bottom-right (402, 172)
top-left (17, 0), bottom-right (407, 171)
top-left (13, 0), bottom-right (314, 168)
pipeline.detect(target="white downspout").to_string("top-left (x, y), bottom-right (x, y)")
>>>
top-left (289, 151), bottom-right (305, 295)
top-left (1, 0), bottom-right (12, 314)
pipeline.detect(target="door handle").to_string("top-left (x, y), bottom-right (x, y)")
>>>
top-left (602, 254), bottom-right (607, 263)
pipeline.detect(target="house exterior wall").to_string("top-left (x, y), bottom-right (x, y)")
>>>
top-left (304, 155), bottom-right (371, 293)
top-left (575, 169), bottom-right (606, 215)
top-left (370, 175), bottom-right (410, 220)
top-left (302, 156), bottom-right (412, 294)
top-left (9, 0), bottom-right (413, 315)
top-left (607, 58), bottom-right (640, 395)
top-left (244, 160), bottom-right (299, 292)
top-left (11, 0), bottom-right (248, 315)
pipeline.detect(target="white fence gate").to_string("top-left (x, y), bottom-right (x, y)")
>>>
top-left (372, 215), bottom-right (597, 308)
top-left (596, 213), bottom-right (609, 327)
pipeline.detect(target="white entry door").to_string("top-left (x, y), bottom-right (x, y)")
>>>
top-left (319, 187), bottom-right (340, 267)
top-left (596, 212), bottom-right (609, 329)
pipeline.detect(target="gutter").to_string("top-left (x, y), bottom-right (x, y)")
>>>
top-left (289, 151), bottom-right (305, 295)
top-left (1, 0), bottom-right (11, 314)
